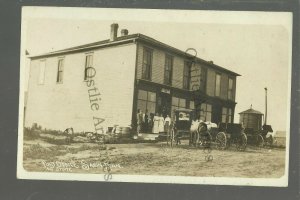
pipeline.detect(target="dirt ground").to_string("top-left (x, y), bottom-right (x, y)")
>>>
top-left (23, 139), bottom-right (286, 178)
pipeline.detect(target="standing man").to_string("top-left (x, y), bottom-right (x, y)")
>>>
top-left (136, 109), bottom-right (143, 135)
top-left (144, 109), bottom-right (149, 133)
top-left (164, 115), bottom-right (171, 133)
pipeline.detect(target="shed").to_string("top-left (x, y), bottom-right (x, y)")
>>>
top-left (239, 106), bottom-right (263, 131)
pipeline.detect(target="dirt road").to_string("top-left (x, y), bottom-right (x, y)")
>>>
top-left (23, 139), bottom-right (285, 178)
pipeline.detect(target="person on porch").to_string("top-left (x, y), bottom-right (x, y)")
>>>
top-left (158, 113), bottom-right (165, 133)
top-left (152, 113), bottom-right (160, 134)
top-left (164, 115), bottom-right (171, 133)
top-left (136, 109), bottom-right (143, 135)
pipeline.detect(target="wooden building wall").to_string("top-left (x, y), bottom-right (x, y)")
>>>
top-left (26, 43), bottom-right (137, 132)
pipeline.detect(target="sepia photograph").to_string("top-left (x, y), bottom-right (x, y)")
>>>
top-left (17, 7), bottom-right (292, 186)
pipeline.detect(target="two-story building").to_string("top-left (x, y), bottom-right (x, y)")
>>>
top-left (25, 23), bottom-right (240, 134)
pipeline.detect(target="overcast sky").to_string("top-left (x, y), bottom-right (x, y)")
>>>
top-left (21, 7), bottom-right (292, 133)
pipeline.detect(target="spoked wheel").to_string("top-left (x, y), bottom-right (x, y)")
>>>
top-left (236, 132), bottom-right (247, 151)
top-left (256, 134), bottom-right (264, 148)
top-left (216, 132), bottom-right (227, 150)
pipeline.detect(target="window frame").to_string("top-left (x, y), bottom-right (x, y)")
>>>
top-left (215, 72), bottom-right (221, 97)
top-left (142, 47), bottom-right (153, 80)
top-left (228, 77), bottom-right (234, 100)
top-left (137, 89), bottom-right (156, 115)
top-left (171, 97), bottom-right (187, 118)
top-left (38, 59), bottom-right (46, 85)
top-left (56, 58), bottom-right (64, 84)
top-left (222, 107), bottom-right (233, 123)
top-left (199, 103), bottom-right (212, 122)
top-left (164, 54), bottom-right (173, 85)
top-left (189, 100), bottom-right (195, 110)
top-left (183, 61), bottom-right (191, 90)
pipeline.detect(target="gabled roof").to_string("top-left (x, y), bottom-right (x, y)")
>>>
top-left (239, 108), bottom-right (263, 115)
top-left (29, 33), bottom-right (240, 76)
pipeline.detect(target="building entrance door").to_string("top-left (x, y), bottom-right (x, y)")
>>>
top-left (157, 93), bottom-right (171, 118)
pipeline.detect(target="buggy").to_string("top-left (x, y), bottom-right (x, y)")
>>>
top-left (168, 109), bottom-right (213, 148)
top-left (214, 123), bottom-right (247, 151)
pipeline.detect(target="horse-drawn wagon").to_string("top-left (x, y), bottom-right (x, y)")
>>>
top-left (168, 109), bottom-right (217, 148)
top-left (168, 109), bottom-right (248, 151)
top-left (214, 123), bottom-right (247, 151)
top-left (239, 107), bottom-right (273, 147)
top-left (168, 108), bottom-right (194, 146)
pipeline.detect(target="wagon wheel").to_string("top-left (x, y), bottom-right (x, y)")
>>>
top-left (216, 132), bottom-right (227, 150)
top-left (236, 132), bottom-right (247, 151)
top-left (256, 134), bottom-right (264, 148)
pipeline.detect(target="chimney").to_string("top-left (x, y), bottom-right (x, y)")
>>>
top-left (121, 29), bottom-right (129, 36)
top-left (110, 23), bottom-right (119, 41)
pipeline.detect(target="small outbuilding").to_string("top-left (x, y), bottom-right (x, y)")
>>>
top-left (239, 105), bottom-right (263, 131)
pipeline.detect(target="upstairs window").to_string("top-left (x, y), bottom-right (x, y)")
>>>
top-left (142, 48), bottom-right (152, 80)
top-left (164, 54), bottom-right (173, 85)
top-left (215, 73), bottom-right (221, 96)
top-left (84, 54), bottom-right (93, 80)
top-left (183, 61), bottom-right (191, 89)
top-left (38, 60), bottom-right (46, 84)
top-left (228, 77), bottom-right (234, 100)
top-left (56, 59), bottom-right (64, 83)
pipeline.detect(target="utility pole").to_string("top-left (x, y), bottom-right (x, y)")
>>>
top-left (264, 87), bottom-right (268, 125)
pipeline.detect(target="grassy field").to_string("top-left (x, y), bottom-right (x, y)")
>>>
top-left (23, 137), bottom-right (286, 178)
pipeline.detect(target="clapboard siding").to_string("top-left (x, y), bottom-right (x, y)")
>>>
top-left (233, 77), bottom-right (236, 101)
top-left (172, 56), bottom-right (185, 89)
top-left (26, 43), bottom-right (137, 132)
top-left (206, 68), bottom-right (216, 96)
top-left (190, 62), bottom-right (201, 91)
top-left (136, 42), bottom-right (236, 100)
top-left (137, 43), bottom-right (186, 89)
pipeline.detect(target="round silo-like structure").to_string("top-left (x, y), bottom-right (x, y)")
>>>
top-left (239, 106), bottom-right (263, 132)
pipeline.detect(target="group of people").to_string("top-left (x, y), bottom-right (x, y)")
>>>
top-left (136, 109), bottom-right (172, 134)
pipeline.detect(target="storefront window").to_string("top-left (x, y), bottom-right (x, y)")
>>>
top-left (171, 97), bottom-right (186, 117)
top-left (189, 101), bottom-right (195, 109)
top-left (200, 103), bottom-right (212, 122)
top-left (222, 107), bottom-right (232, 123)
top-left (137, 90), bottom-right (156, 115)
